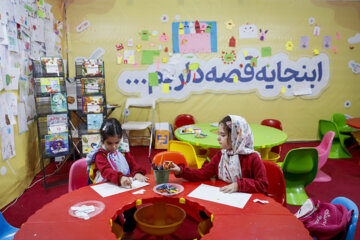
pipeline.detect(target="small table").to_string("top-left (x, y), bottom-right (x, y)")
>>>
top-left (346, 118), bottom-right (360, 129)
top-left (14, 175), bottom-right (310, 240)
top-left (174, 123), bottom-right (288, 161)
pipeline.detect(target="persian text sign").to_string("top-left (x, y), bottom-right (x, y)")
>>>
top-left (117, 49), bottom-right (330, 99)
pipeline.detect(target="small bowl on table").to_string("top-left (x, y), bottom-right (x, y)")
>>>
top-left (134, 202), bottom-right (186, 236)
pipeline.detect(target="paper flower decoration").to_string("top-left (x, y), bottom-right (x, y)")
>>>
top-left (161, 14), bottom-right (169, 23)
top-left (225, 20), bottom-right (235, 30)
top-left (286, 41), bottom-right (294, 51)
top-left (313, 49), bottom-right (320, 55)
top-left (344, 100), bottom-right (351, 109)
top-left (308, 17), bottom-right (315, 25)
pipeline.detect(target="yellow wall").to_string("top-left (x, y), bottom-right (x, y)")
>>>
top-left (65, 0), bottom-right (360, 141)
top-left (0, 0), bottom-right (66, 209)
top-left (2, 0), bottom-right (360, 208)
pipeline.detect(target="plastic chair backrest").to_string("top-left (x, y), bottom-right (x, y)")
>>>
top-left (283, 148), bottom-right (318, 187)
top-left (68, 158), bottom-right (89, 192)
top-left (319, 120), bottom-right (340, 139)
top-left (0, 211), bottom-right (19, 240)
top-left (168, 140), bottom-right (199, 169)
top-left (261, 119), bottom-right (283, 154)
top-left (125, 98), bottom-right (156, 109)
top-left (331, 197), bottom-right (359, 240)
top-left (174, 114), bottom-right (195, 131)
top-left (332, 113), bottom-right (347, 129)
top-left (262, 160), bottom-right (287, 207)
top-left (315, 131), bottom-right (334, 169)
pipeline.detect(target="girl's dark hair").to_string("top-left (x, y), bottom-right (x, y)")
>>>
top-left (100, 118), bottom-right (122, 141)
top-left (219, 115), bottom-right (232, 137)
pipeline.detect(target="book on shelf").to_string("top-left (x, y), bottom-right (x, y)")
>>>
top-left (82, 95), bottom-right (103, 114)
top-left (82, 134), bottom-right (101, 153)
top-left (87, 113), bottom-right (103, 132)
top-left (40, 57), bottom-right (63, 75)
top-left (50, 92), bottom-right (67, 113)
top-left (47, 113), bottom-right (68, 134)
top-left (45, 133), bottom-right (69, 156)
top-left (82, 59), bottom-right (103, 77)
top-left (81, 78), bottom-right (104, 95)
top-left (40, 77), bottom-right (61, 93)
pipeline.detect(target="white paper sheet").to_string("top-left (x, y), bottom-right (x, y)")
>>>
top-left (17, 102), bottom-right (28, 134)
top-left (187, 184), bottom-right (252, 209)
top-left (91, 181), bottom-right (150, 198)
top-left (1, 125), bottom-right (16, 161)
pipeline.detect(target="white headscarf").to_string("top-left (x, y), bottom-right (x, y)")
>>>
top-left (218, 115), bottom-right (259, 183)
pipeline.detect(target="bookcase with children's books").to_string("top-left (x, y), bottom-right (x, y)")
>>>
top-left (32, 57), bottom-right (73, 190)
top-left (74, 59), bottom-right (106, 157)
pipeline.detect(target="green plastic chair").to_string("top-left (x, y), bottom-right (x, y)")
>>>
top-left (331, 113), bottom-right (356, 134)
top-left (318, 120), bottom-right (352, 159)
top-left (277, 148), bottom-right (318, 206)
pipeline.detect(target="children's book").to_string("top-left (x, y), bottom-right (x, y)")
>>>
top-left (82, 134), bottom-right (101, 153)
top-left (50, 92), bottom-right (67, 113)
top-left (87, 114), bottom-right (103, 132)
top-left (82, 59), bottom-right (103, 77)
top-left (40, 57), bottom-right (63, 75)
top-left (81, 78), bottom-right (104, 95)
top-left (82, 96), bottom-right (103, 113)
top-left (40, 77), bottom-right (60, 93)
top-left (47, 113), bottom-right (68, 134)
top-left (45, 133), bottom-right (69, 156)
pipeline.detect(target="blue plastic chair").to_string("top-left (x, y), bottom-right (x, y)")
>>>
top-left (331, 197), bottom-right (359, 240)
top-left (0, 212), bottom-right (19, 240)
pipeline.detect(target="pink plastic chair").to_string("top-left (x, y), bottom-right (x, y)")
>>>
top-left (68, 158), bottom-right (89, 192)
top-left (314, 131), bottom-right (335, 182)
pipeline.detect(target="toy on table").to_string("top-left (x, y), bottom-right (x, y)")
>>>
top-left (179, 126), bottom-right (201, 134)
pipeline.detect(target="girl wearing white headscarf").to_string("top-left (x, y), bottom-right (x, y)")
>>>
top-left (170, 115), bottom-right (268, 193)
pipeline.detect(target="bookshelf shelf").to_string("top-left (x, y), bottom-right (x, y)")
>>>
top-left (32, 57), bottom-right (73, 190)
top-left (73, 59), bottom-right (107, 157)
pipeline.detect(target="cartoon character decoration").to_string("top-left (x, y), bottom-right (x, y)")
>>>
top-left (239, 23), bottom-right (258, 39)
top-left (221, 50), bottom-right (237, 64)
top-left (115, 43), bottom-right (124, 51)
top-left (229, 36), bottom-right (236, 47)
top-left (50, 138), bottom-right (67, 154)
top-left (159, 33), bottom-right (169, 42)
top-left (139, 30), bottom-right (150, 40)
top-left (259, 29), bottom-right (268, 41)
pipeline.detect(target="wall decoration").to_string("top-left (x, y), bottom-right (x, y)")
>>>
top-left (76, 20), bottom-right (90, 33)
top-left (323, 36), bottom-right (331, 49)
top-left (117, 49), bottom-right (330, 100)
top-left (313, 24), bottom-right (320, 36)
top-left (347, 33), bottom-right (360, 44)
top-left (221, 50), bottom-right (236, 64)
top-left (286, 41), bottom-right (294, 51)
top-left (259, 29), bottom-right (268, 41)
top-left (161, 15), bottom-right (169, 23)
top-left (229, 36), bottom-right (236, 47)
top-left (172, 21), bottom-right (217, 53)
top-left (348, 60), bottom-right (360, 74)
top-left (225, 20), bottom-right (235, 30)
top-left (308, 17), bottom-right (315, 25)
top-left (300, 36), bottom-right (309, 49)
top-left (1, 125), bottom-right (16, 161)
top-left (239, 23), bottom-right (258, 39)
top-left (344, 100), bottom-right (351, 109)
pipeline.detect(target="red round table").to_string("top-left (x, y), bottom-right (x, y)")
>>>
top-left (13, 176), bottom-right (311, 240)
top-left (346, 118), bottom-right (360, 129)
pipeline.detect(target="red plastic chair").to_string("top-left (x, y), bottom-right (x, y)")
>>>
top-left (262, 160), bottom-right (287, 207)
top-left (173, 114), bottom-right (195, 140)
top-left (314, 131), bottom-right (335, 182)
top-left (261, 119), bottom-right (283, 154)
top-left (68, 158), bottom-right (89, 192)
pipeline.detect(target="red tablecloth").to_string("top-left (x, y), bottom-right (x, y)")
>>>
top-left (14, 176), bottom-right (311, 240)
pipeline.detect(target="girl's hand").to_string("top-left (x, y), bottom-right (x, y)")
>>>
top-left (120, 176), bottom-right (132, 187)
top-left (220, 182), bottom-right (238, 193)
top-left (134, 173), bottom-right (149, 182)
top-left (169, 163), bottom-right (181, 175)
